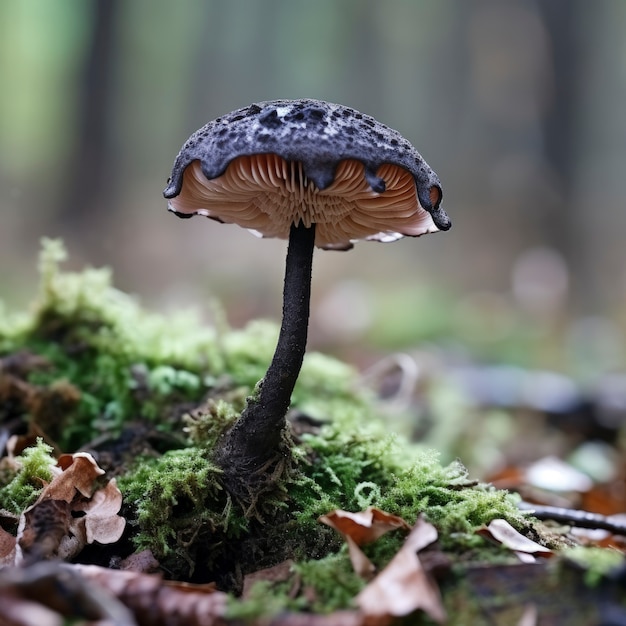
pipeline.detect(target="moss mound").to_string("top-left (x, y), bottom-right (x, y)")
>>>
top-left (0, 240), bottom-right (533, 611)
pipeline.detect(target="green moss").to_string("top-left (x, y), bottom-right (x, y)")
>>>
top-left (0, 241), bottom-right (550, 612)
top-left (219, 320), bottom-right (277, 388)
top-left (564, 546), bottom-right (625, 587)
top-left (296, 548), bottom-right (363, 613)
top-left (279, 425), bottom-right (528, 609)
top-left (290, 424), bottom-right (526, 546)
top-left (118, 446), bottom-right (248, 579)
top-left (0, 439), bottom-right (56, 515)
top-left (183, 399), bottom-right (240, 448)
top-left (225, 580), bottom-right (305, 621)
top-left (0, 239), bottom-right (226, 449)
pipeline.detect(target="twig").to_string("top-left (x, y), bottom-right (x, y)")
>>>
top-left (519, 502), bottom-right (626, 536)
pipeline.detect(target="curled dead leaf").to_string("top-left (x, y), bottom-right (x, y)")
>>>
top-left (51, 453), bottom-right (106, 500)
top-left (118, 549), bottom-right (161, 574)
top-left (319, 507), bottom-right (411, 578)
top-left (0, 593), bottom-right (66, 626)
top-left (319, 508), bottom-right (410, 547)
top-left (0, 561), bottom-right (136, 625)
top-left (356, 516), bottom-right (446, 624)
top-left (79, 478), bottom-right (126, 544)
top-left (242, 559), bottom-right (296, 599)
top-left (0, 526), bottom-right (17, 567)
top-left (478, 519), bottom-right (553, 562)
top-left (75, 564), bottom-right (228, 625)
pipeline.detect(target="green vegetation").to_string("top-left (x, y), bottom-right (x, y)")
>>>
top-left (564, 546), bottom-right (625, 587)
top-left (1, 240), bottom-right (536, 606)
top-left (1, 239), bottom-right (224, 450)
top-left (118, 446), bottom-right (248, 579)
top-left (0, 439), bottom-right (56, 516)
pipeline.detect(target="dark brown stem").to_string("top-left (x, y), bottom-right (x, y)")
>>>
top-left (519, 502), bottom-right (626, 536)
top-left (215, 222), bottom-right (316, 509)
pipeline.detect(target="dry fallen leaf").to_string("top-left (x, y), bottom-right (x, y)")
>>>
top-left (1, 561), bottom-right (227, 626)
top-left (319, 508), bottom-right (410, 546)
top-left (0, 561), bottom-right (136, 625)
top-left (75, 563), bottom-right (228, 625)
top-left (319, 507), bottom-right (410, 578)
top-left (0, 593), bottom-right (65, 626)
top-left (356, 516), bottom-right (446, 625)
top-left (478, 519), bottom-right (553, 562)
top-left (79, 478), bottom-right (126, 545)
top-left (11, 452), bottom-right (125, 564)
top-left (50, 452), bottom-right (106, 500)
top-left (0, 526), bottom-right (17, 567)
top-left (19, 500), bottom-right (70, 561)
top-left (119, 549), bottom-right (161, 573)
top-left (242, 559), bottom-right (296, 598)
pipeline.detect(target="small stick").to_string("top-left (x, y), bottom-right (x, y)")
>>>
top-left (519, 501), bottom-right (626, 536)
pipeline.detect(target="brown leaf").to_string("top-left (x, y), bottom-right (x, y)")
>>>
top-left (319, 508), bottom-right (410, 547)
top-left (48, 453), bottom-right (105, 501)
top-left (18, 500), bottom-right (70, 561)
top-left (478, 519), bottom-right (553, 561)
top-left (356, 516), bottom-right (446, 624)
top-left (77, 478), bottom-right (126, 544)
top-left (319, 507), bottom-right (411, 579)
top-left (0, 561), bottom-right (136, 625)
top-left (2, 561), bottom-right (227, 625)
top-left (119, 549), bottom-right (161, 574)
top-left (348, 537), bottom-right (376, 579)
top-left (0, 526), bottom-right (17, 567)
top-left (243, 559), bottom-right (295, 598)
top-left (74, 564), bottom-right (228, 625)
top-left (13, 453), bottom-right (125, 563)
top-left (0, 593), bottom-right (65, 626)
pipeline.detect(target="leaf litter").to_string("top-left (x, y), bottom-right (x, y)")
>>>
top-left (15, 450), bottom-right (125, 564)
top-left (356, 515), bottom-right (446, 624)
top-left (478, 519), bottom-right (554, 563)
top-left (319, 507), bottom-right (410, 578)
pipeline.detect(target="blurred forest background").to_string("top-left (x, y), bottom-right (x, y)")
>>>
top-left (2, 0), bottom-right (626, 385)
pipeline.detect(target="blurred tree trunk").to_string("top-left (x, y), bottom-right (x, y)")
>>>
top-left (538, 0), bottom-right (605, 312)
top-left (57, 0), bottom-right (119, 235)
top-left (536, 0), bottom-right (584, 298)
top-left (343, 0), bottom-right (385, 114)
top-left (185, 0), bottom-right (285, 126)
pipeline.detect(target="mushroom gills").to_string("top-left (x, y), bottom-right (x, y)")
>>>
top-left (167, 155), bottom-right (439, 250)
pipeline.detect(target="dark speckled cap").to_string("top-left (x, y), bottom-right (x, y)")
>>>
top-left (164, 99), bottom-right (450, 248)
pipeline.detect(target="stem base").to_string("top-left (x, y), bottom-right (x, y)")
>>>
top-left (214, 223), bottom-right (316, 512)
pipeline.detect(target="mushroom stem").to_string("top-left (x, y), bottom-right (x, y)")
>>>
top-left (215, 222), bottom-right (316, 505)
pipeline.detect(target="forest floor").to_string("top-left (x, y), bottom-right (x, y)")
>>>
top-left (0, 241), bottom-right (625, 625)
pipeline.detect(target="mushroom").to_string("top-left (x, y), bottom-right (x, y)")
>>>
top-left (164, 99), bottom-right (450, 508)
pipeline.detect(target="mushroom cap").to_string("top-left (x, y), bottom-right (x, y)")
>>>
top-left (164, 99), bottom-right (450, 250)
